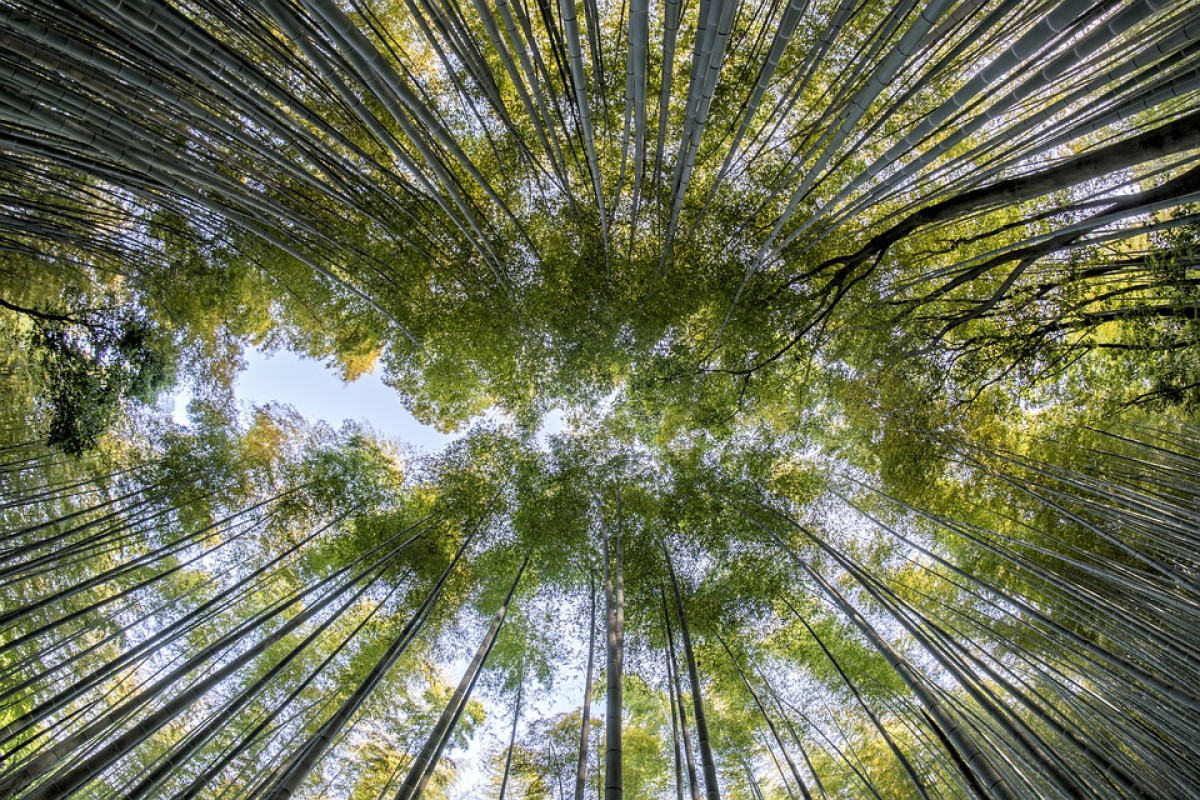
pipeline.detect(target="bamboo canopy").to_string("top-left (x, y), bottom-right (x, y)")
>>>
top-left (0, 0), bottom-right (1198, 796)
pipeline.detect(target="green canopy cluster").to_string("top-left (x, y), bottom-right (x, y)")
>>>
top-left (0, 0), bottom-right (1198, 796)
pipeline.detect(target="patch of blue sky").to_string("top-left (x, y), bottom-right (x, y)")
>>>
top-left (170, 347), bottom-right (570, 451)
top-left (171, 347), bottom-right (452, 450)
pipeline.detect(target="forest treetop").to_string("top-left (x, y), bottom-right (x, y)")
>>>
top-left (0, 0), bottom-right (1198, 797)
top-left (2, 0), bottom-right (1197, 456)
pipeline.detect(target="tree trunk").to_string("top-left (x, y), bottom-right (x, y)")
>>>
top-left (824, 108), bottom-right (1200, 278)
top-left (715, 632), bottom-right (813, 800)
top-left (663, 587), bottom-right (701, 800)
top-left (4, 522), bottom-right (420, 800)
top-left (174, 579), bottom-right (403, 800)
top-left (261, 509), bottom-right (489, 800)
top-left (393, 552), bottom-right (530, 800)
top-left (576, 571), bottom-right (597, 800)
top-left (663, 600), bottom-right (684, 800)
top-left (760, 521), bottom-right (1014, 800)
top-left (498, 668), bottom-right (523, 800)
top-left (780, 598), bottom-right (929, 800)
top-left (666, 545), bottom-right (720, 800)
top-left (0, 508), bottom-right (351, 750)
top-left (603, 528), bottom-right (624, 800)
top-left (123, 568), bottom-right (389, 800)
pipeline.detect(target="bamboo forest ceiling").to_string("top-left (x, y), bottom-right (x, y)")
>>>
top-left (1, 0), bottom-right (1199, 797)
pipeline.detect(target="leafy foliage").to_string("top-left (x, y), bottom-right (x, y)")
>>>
top-left (0, 0), bottom-right (1198, 797)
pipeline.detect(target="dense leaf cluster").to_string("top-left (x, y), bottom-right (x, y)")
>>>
top-left (0, 0), bottom-right (1198, 797)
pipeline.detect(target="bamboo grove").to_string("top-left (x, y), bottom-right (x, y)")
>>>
top-left (1, 0), bottom-right (1198, 795)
